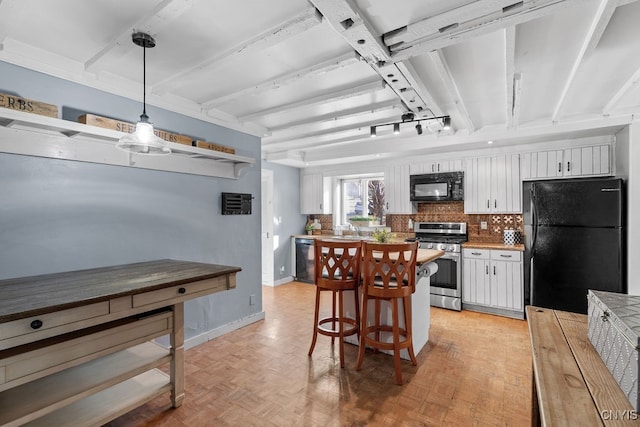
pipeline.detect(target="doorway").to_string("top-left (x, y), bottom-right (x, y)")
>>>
top-left (261, 169), bottom-right (274, 286)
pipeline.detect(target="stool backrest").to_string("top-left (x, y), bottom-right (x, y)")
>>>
top-left (314, 239), bottom-right (363, 290)
top-left (362, 241), bottom-right (418, 298)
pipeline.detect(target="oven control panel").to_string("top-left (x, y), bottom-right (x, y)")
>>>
top-left (418, 242), bottom-right (461, 253)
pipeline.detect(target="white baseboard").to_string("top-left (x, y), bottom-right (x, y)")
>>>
top-left (271, 276), bottom-right (294, 287)
top-left (184, 311), bottom-right (266, 350)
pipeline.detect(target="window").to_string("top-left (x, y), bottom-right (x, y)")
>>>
top-left (340, 176), bottom-right (385, 225)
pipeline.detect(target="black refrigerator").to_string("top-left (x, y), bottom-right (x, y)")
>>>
top-left (523, 177), bottom-right (625, 314)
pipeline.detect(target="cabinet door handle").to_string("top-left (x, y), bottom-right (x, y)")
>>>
top-left (493, 266), bottom-right (496, 275)
top-left (487, 200), bottom-right (490, 209)
top-left (178, 287), bottom-right (187, 294)
top-left (558, 162), bottom-right (562, 173)
top-left (437, 163), bottom-right (440, 172)
top-left (386, 202), bottom-right (389, 210)
top-left (30, 319), bottom-right (43, 330)
top-left (500, 254), bottom-right (512, 258)
top-left (494, 200), bottom-right (497, 209)
top-left (485, 265), bottom-right (489, 275)
top-left (472, 252), bottom-right (482, 256)
top-left (567, 161), bottom-right (571, 172)
top-left (432, 164), bottom-right (435, 172)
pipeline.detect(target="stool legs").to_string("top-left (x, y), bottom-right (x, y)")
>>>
top-left (356, 296), bottom-right (417, 385)
top-left (308, 285), bottom-right (322, 358)
top-left (309, 287), bottom-right (360, 368)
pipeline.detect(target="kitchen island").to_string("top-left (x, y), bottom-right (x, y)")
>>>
top-left (343, 247), bottom-right (444, 360)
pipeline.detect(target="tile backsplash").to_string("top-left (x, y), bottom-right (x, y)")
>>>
top-left (387, 202), bottom-right (524, 244)
top-left (307, 204), bottom-right (523, 243)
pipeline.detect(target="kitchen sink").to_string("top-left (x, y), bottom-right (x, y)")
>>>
top-left (329, 235), bottom-right (374, 241)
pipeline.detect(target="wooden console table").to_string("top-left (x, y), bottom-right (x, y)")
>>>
top-left (0, 259), bottom-right (240, 426)
top-left (526, 305), bottom-right (636, 426)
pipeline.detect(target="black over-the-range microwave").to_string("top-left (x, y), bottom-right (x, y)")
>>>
top-left (410, 171), bottom-right (464, 202)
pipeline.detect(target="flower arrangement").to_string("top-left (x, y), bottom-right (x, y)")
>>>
top-left (372, 228), bottom-right (392, 243)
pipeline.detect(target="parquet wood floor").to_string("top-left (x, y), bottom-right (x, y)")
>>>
top-left (105, 281), bottom-right (532, 426)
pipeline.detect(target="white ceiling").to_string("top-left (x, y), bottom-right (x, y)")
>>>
top-left (1, 0), bottom-right (639, 167)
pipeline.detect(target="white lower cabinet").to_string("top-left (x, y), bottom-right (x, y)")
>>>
top-left (462, 248), bottom-right (523, 318)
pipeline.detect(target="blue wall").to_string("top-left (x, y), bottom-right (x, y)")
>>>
top-left (0, 61), bottom-right (262, 341)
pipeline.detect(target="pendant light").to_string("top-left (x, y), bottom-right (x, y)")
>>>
top-left (116, 32), bottom-right (171, 156)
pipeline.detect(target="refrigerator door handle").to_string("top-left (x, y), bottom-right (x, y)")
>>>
top-left (531, 184), bottom-right (538, 253)
top-left (529, 255), bottom-right (535, 305)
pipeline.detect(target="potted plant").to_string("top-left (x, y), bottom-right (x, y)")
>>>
top-left (305, 223), bottom-right (314, 235)
top-left (349, 216), bottom-right (380, 228)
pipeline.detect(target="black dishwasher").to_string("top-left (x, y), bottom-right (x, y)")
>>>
top-left (295, 238), bottom-right (314, 283)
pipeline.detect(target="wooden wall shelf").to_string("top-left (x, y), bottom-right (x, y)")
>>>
top-left (0, 108), bottom-right (255, 179)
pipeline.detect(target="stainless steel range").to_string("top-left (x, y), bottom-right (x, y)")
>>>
top-left (407, 222), bottom-right (467, 311)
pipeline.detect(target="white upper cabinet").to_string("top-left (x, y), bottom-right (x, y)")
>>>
top-left (465, 154), bottom-right (521, 214)
top-left (410, 159), bottom-right (463, 175)
top-left (300, 173), bottom-right (331, 214)
top-left (521, 145), bottom-right (611, 180)
top-left (385, 164), bottom-right (412, 214)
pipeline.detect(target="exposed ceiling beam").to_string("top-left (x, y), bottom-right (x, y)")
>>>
top-left (153, 7), bottom-right (322, 94)
top-left (200, 51), bottom-right (362, 110)
top-left (294, 113), bottom-right (632, 165)
top-left (504, 26), bottom-right (517, 128)
top-left (512, 73), bottom-right (523, 128)
top-left (387, 0), bottom-right (584, 61)
top-left (395, 61), bottom-right (445, 117)
top-left (263, 115), bottom-right (396, 146)
top-left (311, 0), bottom-right (434, 116)
top-left (268, 99), bottom-right (401, 132)
top-left (238, 79), bottom-right (385, 121)
top-left (551, 0), bottom-right (615, 122)
top-left (310, 0), bottom-right (390, 64)
top-left (429, 50), bottom-right (475, 132)
top-left (84, 0), bottom-right (197, 71)
top-left (603, 65), bottom-right (640, 114)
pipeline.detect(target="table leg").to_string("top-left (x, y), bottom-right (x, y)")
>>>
top-left (171, 302), bottom-right (185, 407)
top-left (531, 365), bottom-right (540, 427)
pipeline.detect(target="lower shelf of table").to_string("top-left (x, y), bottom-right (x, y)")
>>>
top-left (0, 341), bottom-right (171, 427)
top-left (24, 369), bottom-right (171, 427)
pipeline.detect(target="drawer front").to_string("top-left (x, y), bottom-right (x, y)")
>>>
top-left (132, 276), bottom-right (231, 308)
top-left (462, 248), bottom-right (490, 259)
top-left (491, 250), bottom-right (522, 262)
top-left (0, 302), bottom-right (109, 344)
top-left (1, 310), bottom-right (172, 391)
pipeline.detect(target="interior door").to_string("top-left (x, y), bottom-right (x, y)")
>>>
top-left (261, 170), bottom-right (274, 286)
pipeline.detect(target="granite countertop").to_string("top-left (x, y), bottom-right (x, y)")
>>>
top-left (462, 242), bottom-right (525, 252)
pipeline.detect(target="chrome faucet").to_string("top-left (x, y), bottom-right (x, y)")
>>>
top-left (349, 223), bottom-right (360, 236)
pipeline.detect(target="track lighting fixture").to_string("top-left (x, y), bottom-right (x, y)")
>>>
top-left (367, 114), bottom-right (451, 138)
top-left (116, 32), bottom-right (171, 156)
top-left (443, 116), bottom-right (451, 130)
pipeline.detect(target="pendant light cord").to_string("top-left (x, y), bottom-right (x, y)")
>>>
top-left (142, 43), bottom-right (147, 119)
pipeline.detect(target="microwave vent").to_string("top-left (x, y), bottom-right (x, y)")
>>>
top-left (221, 192), bottom-right (252, 215)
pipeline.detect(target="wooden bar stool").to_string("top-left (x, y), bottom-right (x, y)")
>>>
top-left (356, 241), bottom-right (418, 385)
top-left (308, 239), bottom-right (362, 368)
